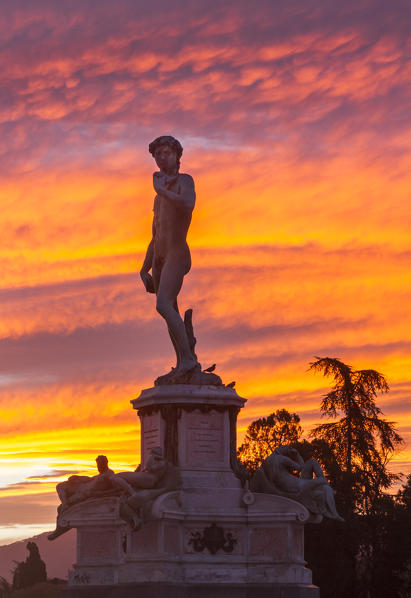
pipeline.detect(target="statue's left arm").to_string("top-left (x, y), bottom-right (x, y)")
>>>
top-left (153, 173), bottom-right (196, 212)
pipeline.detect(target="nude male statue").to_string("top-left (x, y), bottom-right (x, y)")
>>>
top-left (140, 136), bottom-right (200, 381)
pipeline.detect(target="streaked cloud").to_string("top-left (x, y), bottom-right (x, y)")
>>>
top-left (0, 0), bottom-right (410, 542)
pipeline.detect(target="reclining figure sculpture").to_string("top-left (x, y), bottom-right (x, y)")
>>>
top-left (250, 445), bottom-right (344, 521)
top-left (48, 448), bottom-right (181, 540)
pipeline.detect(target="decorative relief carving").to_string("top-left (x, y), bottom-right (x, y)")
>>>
top-left (187, 523), bottom-right (237, 555)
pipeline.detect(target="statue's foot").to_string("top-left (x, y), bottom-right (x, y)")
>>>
top-left (155, 367), bottom-right (177, 385)
top-left (130, 516), bottom-right (143, 532)
top-left (154, 360), bottom-right (202, 386)
top-left (174, 359), bottom-right (201, 377)
top-left (327, 510), bottom-right (344, 522)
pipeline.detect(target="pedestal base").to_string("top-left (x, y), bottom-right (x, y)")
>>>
top-left (61, 385), bottom-right (319, 597)
top-left (62, 582), bottom-right (319, 597)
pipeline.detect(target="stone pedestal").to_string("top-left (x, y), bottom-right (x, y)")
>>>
top-left (136, 385), bottom-right (245, 487)
top-left (62, 385), bottom-right (319, 597)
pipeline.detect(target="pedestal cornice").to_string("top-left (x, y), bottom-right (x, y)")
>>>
top-left (131, 384), bottom-right (246, 412)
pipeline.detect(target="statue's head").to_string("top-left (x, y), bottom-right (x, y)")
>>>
top-left (149, 135), bottom-right (183, 173)
top-left (96, 454), bottom-right (109, 473)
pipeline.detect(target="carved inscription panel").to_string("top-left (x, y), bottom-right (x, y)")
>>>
top-left (79, 530), bottom-right (117, 561)
top-left (183, 410), bottom-right (226, 467)
top-left (141, 412), bottom-right (163, 466)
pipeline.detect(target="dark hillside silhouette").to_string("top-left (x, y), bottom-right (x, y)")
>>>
top-left (0, 531), bottom-right (75, 584)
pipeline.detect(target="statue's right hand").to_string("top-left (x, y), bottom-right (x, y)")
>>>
top-left (140, 271), bottom-right (155, 293)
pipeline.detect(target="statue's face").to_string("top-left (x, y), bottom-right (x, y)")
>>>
top-left (154, 144), bottom-right (178, 173)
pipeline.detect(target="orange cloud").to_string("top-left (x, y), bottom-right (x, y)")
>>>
top-left (0, 0), bottom-right (410, 539)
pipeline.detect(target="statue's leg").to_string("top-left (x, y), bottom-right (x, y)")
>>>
top-left (156, 258), bottom-right (198, 375)
top-left (116, 471), bottom-right (157, 490)
top-left (153, 262), bottom-right (180, 372)
top-left (119, 497), bottom-right (143, 531)
top-left (167, 300), bottom-right (181, 369)
top-left (109, 474), bottom-right (135, 495)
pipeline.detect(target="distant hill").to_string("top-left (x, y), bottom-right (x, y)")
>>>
top-left (0, 530), bottom-right (76, 583)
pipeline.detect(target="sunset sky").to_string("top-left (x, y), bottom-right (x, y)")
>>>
top-left (1, 0), bottom-right (410, 546)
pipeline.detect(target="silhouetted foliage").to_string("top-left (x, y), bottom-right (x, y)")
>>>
top-left (309, 356), bottom-right (403, 514)
top-left (12, 543), bottom-right (47, 591)
top-left (305, 461), bottom-right (410, 598)
top-left (350, 476), bottom-right (411, 598)
top-left (305, 515), bottom-right (357, 598)
top-left (239, 358), bottom-right (407, 598)
top-left (303, 357), bottom-right (406, 598)
top-left (391, 476), bottom-right (411, 598)
top-left (397, 474), bottom-right (411, 510)
top-left (237, 408), bottom-right (302, 471)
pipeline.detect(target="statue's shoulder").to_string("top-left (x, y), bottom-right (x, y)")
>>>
top-left (178, 173), bottom-right (195, 185)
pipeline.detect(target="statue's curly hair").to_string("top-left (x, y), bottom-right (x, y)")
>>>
top-left (149, 135), bottom-right (183, 169)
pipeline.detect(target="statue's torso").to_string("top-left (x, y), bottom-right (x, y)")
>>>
top-left (153, 174), bottom-right (192, 264)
